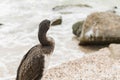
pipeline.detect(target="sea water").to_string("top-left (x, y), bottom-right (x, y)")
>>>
top-left (0, 0), bottom-right (120, 79)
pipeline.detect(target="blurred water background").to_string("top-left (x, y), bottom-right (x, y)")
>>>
top-left (0, 0), bottom-right (120, 79)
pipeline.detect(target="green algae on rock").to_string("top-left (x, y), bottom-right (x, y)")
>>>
top-left (72, 21), bottom-right (84, 37)
top-left (51, 17), bottom-right (62, 26)
top-left (79, 12), bottom-right (120, 45)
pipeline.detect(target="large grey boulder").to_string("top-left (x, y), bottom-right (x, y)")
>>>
top-left (73, 12), bottom-right (120, 45)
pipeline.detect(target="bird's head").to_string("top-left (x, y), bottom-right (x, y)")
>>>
top-left (39, 19), bottom-right (51, 33)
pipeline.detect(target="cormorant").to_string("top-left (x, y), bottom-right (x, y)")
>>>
top-left (16, 19), bottom-right (55, 80)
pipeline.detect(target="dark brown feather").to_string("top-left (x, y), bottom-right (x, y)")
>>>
top-left (16, 20), bottom-right (55, 80)
top-left (16, 44), bottom-right (54, 80)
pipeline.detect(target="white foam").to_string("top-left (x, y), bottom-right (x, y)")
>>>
top-left (0, 61), bottom-right (9, 78)
top-left (0, 0), bottom-right (120, 79)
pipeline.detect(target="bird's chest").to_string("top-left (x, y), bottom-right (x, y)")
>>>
top-left (44, 54), bottom-right (51, 70)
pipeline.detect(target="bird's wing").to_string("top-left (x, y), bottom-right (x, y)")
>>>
top-left (16, 45), bottom-right (45, 80)
top-left (16, 46), bottom-right (37, 79)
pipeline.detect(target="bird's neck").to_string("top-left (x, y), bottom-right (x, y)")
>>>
top-left (38, 31), bottom-right (51, 46)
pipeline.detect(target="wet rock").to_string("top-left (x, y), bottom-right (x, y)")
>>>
top-left (79, 12), bottom-right (120, 45)
top-left (52, 4), bottom-right (92, 11)
top-left (72, 21), bottom-right (84, 37)
top-left (0, 23), bottom-right (3, 26)
top-left (60, 12), bottom-right (73, 14)
top-left (51, 17), bottom-right (62, 26)
top-left (114, 6), bottom-right (118, 9)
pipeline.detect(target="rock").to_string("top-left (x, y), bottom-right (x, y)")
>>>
top-left (52, 4), bottom-right (92, 11)
top-left (109, 44), bottom-right (120, 59)
top-left (72, 21), bottom-right (84, 37)
top-left (114, 6), bottom-right (118, 9)
top-left (0, 23), bottom-right (3, 26)
top-left (60, 12), bottom-right (73, 14)
top-left (42, 47), bottom-right (120, 80)
top-left (79, 12), bottom-right (120, 45)
top-left (52, 5), bottom-right (67, 11)
top-left (51, 17), bottom-right (62, 26)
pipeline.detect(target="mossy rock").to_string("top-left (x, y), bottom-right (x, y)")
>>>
top-left (72, 21), bottom-right (84, 37)
top-left (51, 18), bottom-right (62, 26)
